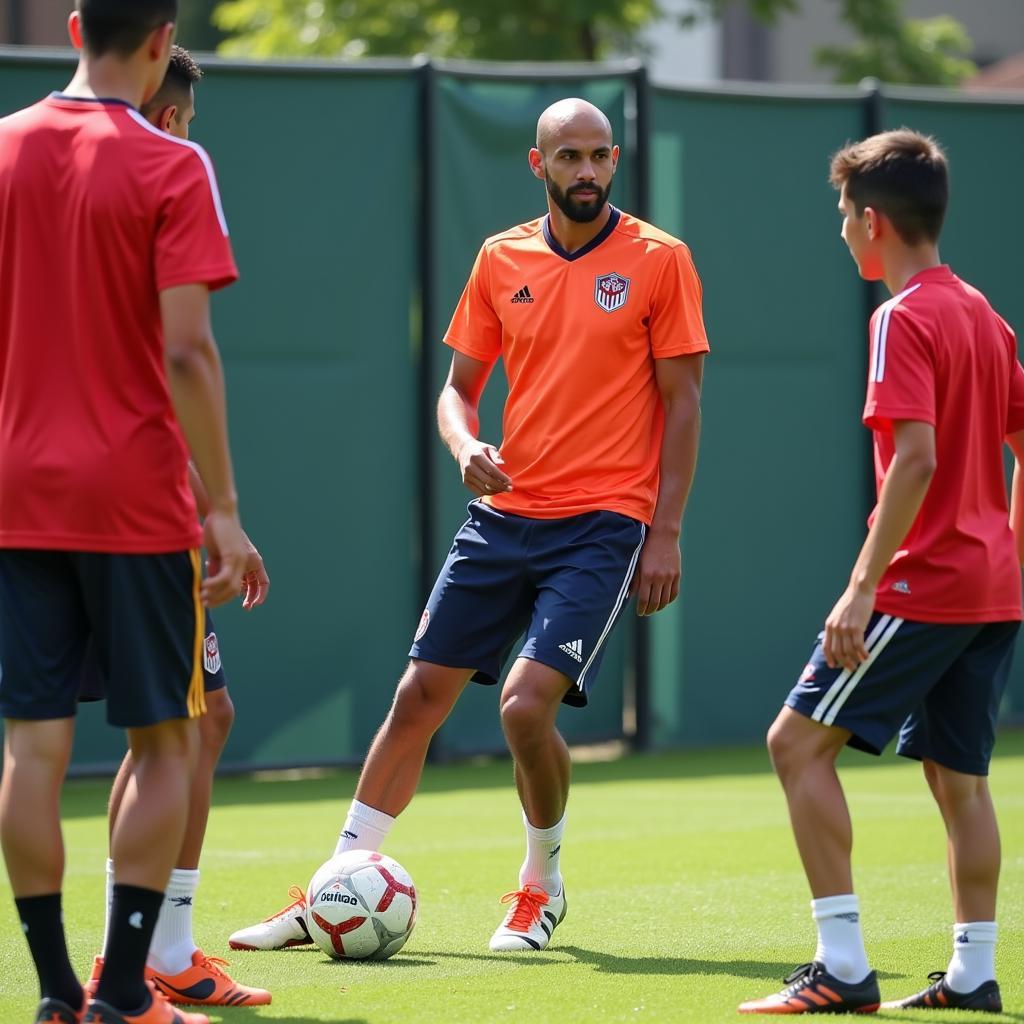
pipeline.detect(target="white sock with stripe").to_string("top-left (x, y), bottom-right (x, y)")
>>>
top-left (519, 810), bottom-right (565, 897)
top-left (147, 868), bottom-right (200, 975)
top-left (946, 922), bottom-right (997, 992)
top-left (334, 800), bottom-right (395, 855)
top-left (812, 894), bottom-right (871, 983)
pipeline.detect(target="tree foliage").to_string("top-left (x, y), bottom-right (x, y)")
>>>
top-left (212, 0), bottom-right (974, 85)
top-left (816, 0), bottom-right (974, 85)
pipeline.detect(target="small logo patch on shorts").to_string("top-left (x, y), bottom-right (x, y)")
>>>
top-left (414, 609), bottom-right (430, 643)
top-left (559, 639), bottom-right (584, 663)
top-left (203, 632), bottom-right (222, 674)
top-left (800, 662), bottom-right (817, 682)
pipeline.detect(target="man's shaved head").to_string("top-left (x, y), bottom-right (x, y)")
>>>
top-left (536, 98), bottom-right (613, 153)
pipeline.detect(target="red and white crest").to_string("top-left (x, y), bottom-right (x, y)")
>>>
top-left (414, 609), bottom-right (430, 643)
top-left (203, 631), bottom-right (221, 674)
top-left (594, 271), bottom-right (630, 313)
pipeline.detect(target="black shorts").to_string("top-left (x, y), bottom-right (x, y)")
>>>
top-left (786, 612), bottom-right (1019, 776)
top-left (410, 501), bottom-right (646, 707)
top-left (78, 609), bottom-right (227, 703)
top-left (0, 549), bottom-right (207, 728)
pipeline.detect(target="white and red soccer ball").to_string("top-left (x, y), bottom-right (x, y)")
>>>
top-left (305, 851), bottom-right (417, 961)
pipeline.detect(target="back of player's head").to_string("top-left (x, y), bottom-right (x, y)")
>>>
top-left (829, 129), bottom-right (948, 245)
top-left (76, 0), bottom-right (178, 58)
top-left (141, 45), bottom-right (202, 116)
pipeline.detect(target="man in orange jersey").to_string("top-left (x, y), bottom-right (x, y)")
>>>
top-left (229, 98), bottom-right (708, 955)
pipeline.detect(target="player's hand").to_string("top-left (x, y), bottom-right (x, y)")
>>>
top-left (631, 529), bottom-right (681, 616)
top-left (823, 584), bottom-right (874, 671)
top-left (240, 533), bottom-right (270, 611)
top-left (458, 439), bottom-right (513, 497)
top-left (201, 508), bottom-right (248, 608)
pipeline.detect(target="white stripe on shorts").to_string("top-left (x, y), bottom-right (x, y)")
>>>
top-left (576, 524), bottom-right (646, 692)
top-left (821, 616), bottom-right (903, 726)
top-left (811, 614), bottom-right (893, 723)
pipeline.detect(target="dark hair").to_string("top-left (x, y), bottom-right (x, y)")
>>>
top-left (829, 128), bottom-right (949, 245)
top-left (140, 45), bottom-right (202, 116)
top-left (77, 0), bottom-right (177, 58)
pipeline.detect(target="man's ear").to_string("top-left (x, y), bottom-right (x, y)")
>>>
top-left (67, 11), bottom-right (84, 51)
top-left (528, 148), bottom-right (545, 182)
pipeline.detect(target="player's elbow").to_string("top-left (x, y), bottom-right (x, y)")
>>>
top-left (900, 449), bottom-right (937, 485)
top-left (165, 329), bottom-right (217, 372)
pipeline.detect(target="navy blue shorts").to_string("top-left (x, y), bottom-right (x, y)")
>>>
top-left (410, 501), bottom-right (646, 707)
top-left (0, 549), bottom-right (207, 728)
top-left (78, 610), bottom-right (227, 703)
top-left (786, 612), bottom-right (1019, 776)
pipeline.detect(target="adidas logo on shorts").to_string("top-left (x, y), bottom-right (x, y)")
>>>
top-left (559, 639), bottom-right (583, 663)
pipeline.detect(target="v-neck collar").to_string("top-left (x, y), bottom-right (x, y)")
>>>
top-left (543, 206), bottom-right (621, 262)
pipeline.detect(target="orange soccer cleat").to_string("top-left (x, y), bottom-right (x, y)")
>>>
top-left (146, 950), bottom-right (271, 1006)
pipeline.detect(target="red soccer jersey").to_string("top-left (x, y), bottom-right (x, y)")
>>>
top-left (863, 265), bottom-right (1024, 622)
top-left (0, 94), bottom-right (238, 553)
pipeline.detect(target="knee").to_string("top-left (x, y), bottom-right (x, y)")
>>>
top-left (200, 690), bottom-right (235, 753)
top-left (389, 668), bottom-right (443, 733)
top-left (923, 758), bottom-right (987, 810)
top-left (129, 718), bottom-right (199, 767)
top-left (766, 713), bottom-right (825, 782)
top-left (499, 691), bottom-right (548, 748)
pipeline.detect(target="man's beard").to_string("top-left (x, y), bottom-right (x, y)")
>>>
top-left (545, 176), bottom-right (613, 223)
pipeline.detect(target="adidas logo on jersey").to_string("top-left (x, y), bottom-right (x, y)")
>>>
top-left (511, 285), bottom-right (534, 304)
top-left (891, 579), bottom-right (911, 594)
top-left (559, 639), bottom-right (583, 662)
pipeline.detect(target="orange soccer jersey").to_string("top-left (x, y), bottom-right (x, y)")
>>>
top-left (444, 207), bottom-right (709, 525)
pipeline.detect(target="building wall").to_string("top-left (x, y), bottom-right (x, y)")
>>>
top-left (0, 0), bottom-right (66, 45)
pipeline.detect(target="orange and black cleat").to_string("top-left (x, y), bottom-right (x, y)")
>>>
top-left (738, 961), bottom-right (880, 1014)
top-left (82, 981), bottom-right (208, 1024)
top-left (882, 971), bottom-right (1002, 1013)
top-left (146, 950), bottom-right (271, 1007)
top-left (33, 997), bottom-right (83, 1024)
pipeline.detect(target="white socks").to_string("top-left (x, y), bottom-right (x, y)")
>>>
top-left (103, 861), bottom-right (199, 975)
top-left (518, 810), bottom-right (565, 896)
top-left (147, 868), bottom-right (200, 975)
top-left (812, 894), bottom-right (871, 983)
top-left (334, 800), bottom-right (395, 856)
top-left (946, 921), bottom-right (997, 993)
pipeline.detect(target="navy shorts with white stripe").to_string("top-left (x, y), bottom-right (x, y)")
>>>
top-left (410, 500), bottom-right (646, 707)
top-left (786, 612), bottom-right (1019, 776)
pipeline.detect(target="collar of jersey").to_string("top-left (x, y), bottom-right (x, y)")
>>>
top-left (543, 206), bottom-right (621, 262)
top-left (905, 264), bottom-right (954, 287)
top-left (48, 92), bottom-right (135, 109)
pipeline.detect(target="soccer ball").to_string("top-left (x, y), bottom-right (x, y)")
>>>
top-left (305, 850), bottom-right (417, 961)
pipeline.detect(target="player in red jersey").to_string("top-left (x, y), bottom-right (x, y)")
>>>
top-left (76, 46), bottom-right (271, 1011)
top-left (228, 98), bottom-right (708, 956)
top-left (740, 130), bottom-right (1024, 1015)
top-left (0, 4), bottom-right (248, 1024)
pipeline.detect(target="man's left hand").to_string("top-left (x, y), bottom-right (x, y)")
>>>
top-left (631, 530), bottom-right (681, 616)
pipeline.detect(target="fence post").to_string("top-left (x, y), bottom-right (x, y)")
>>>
top-left (631, 62), bottom-right (653, 753)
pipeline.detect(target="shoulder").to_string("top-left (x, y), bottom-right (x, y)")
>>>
top-left (614, 212), bottom-right (693, 259)
top-left (123, 109), bottom-right (219, 178)
top-left (481, 217), bottom-right (546, 252)
top-left (0, 100), bottom-right (48, 134)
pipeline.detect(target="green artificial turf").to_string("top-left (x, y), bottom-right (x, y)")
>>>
top-left (1, 735), bottom-right (1022, 1023)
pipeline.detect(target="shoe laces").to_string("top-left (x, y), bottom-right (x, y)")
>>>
top-left (195, 952), bottom-right (232, 979)
top-left (781, 962), bottom-right (820, 994)
top-left (264, 885), bottom-right (306, 922)
top-left (498, 883), bottom-right (550, 933)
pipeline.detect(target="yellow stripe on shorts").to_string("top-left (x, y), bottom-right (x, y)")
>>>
top-left (188, 548), bottom-right (207, 718)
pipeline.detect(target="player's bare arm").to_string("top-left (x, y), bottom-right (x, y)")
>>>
top-left (186, 463), bottom-right (270, 610)
top-left (1008, 428), bottom-right (1024, 566)
top-left (439, 350), bottom-right (512, 496)
top-left (161, 282), bottom-right (247, 607)
top-left (824, 419), bottom-right (936, 671)
top-left (633, 352), bottom-right (704, 616)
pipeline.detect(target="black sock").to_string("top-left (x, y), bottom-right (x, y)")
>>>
top-left (95, 883), bottom-right (164, 1012)
top-left (15, 893), bottom-right (83, 1010)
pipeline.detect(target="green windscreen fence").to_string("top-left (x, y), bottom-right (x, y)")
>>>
top-left (649, 87), bottom-right (873, 747)
top-left (0, 55), bottom-right (422, 772)
top-left (426, 66), bottom-right (640, 757)
top-left (0, 54), bottom-right (1022, 770)
top-left (880, 91), bottom-right (1024, 719)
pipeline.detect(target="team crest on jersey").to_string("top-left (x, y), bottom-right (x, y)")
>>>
top-left (203, 632), bottom-right (221, 674)
top-left (594, 272), bottom-right (630, 313)
top-left (414, 609), bottom-right (430, 643)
